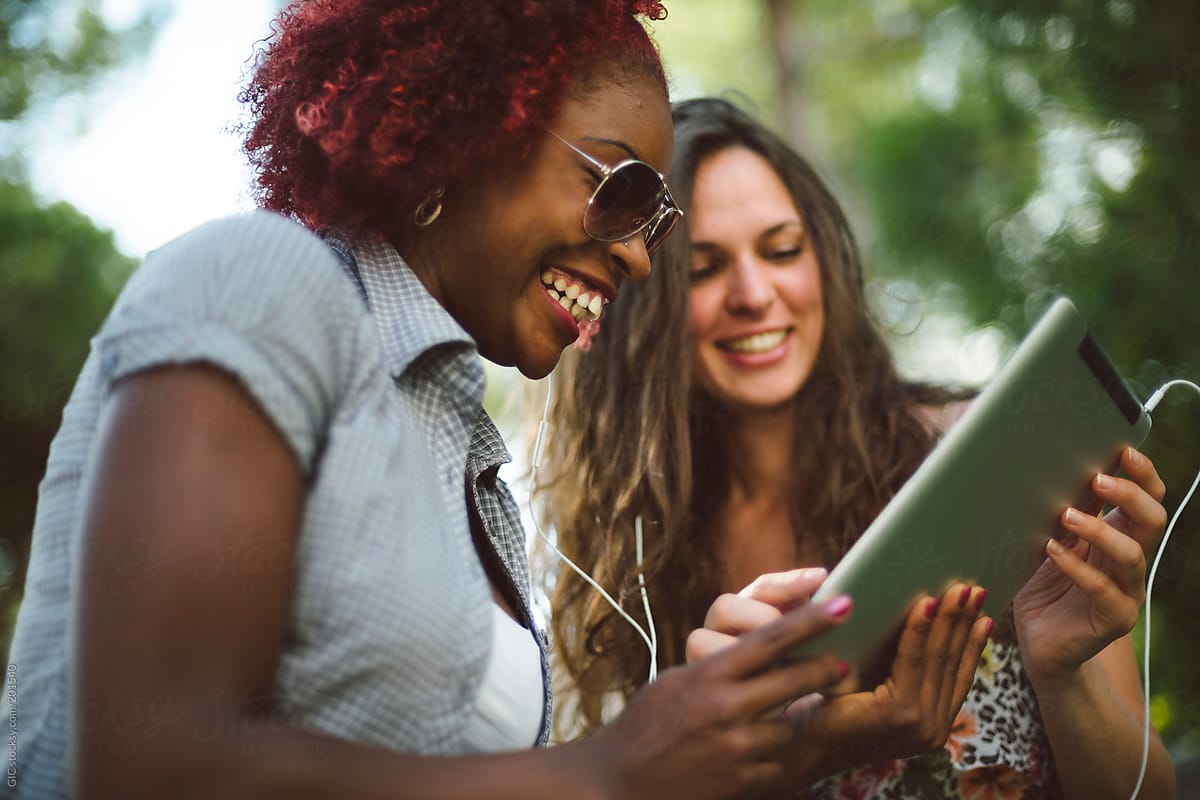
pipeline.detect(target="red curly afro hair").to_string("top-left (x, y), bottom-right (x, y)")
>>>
top-left (240, 0), bottom-right (669, 236)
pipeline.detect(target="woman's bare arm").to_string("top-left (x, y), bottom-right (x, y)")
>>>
top-left (73, 364), bottom-right (857, 800)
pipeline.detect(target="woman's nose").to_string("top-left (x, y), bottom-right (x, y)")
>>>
top-left (726, 259), bottom-right (773, 314)
top-left (606, 235), bottom-right (652, 282)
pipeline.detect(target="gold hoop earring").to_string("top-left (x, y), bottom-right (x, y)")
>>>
top-left (413, 186), bottom-right (445, 227)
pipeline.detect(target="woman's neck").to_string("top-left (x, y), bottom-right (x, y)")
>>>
top-left (714, 403), bottom-right (812, 592)
top-left (724, 403), bottom-right (802, 505)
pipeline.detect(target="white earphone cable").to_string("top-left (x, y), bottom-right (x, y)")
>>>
top-left (1129, 378), bottom-right (1200, 799)
top-left (528, 373), bottom-right (659, 685)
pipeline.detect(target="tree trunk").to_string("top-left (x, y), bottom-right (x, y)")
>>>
top-left (766, 0), bottom-right (806, 147)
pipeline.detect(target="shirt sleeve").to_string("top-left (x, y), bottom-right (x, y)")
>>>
top-left (91, 210), bottom-right (367, 475)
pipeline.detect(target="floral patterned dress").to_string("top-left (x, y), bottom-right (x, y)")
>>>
top-left (801, 639), bottom-right (1062, 800)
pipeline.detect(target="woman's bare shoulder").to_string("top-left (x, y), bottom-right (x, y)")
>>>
top-left (912, 399), bottom-right (973, 438)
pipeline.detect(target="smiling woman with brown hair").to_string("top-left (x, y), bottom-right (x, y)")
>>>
top-left (541, 96), bottom-right (1175, 798)
top-left (2, 7), bottom-right (882, 800)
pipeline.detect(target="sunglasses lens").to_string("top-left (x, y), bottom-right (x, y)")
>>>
top-left (585, 162), bottom-right (666, 240)
top-left (645, 206), bottom-right (682, 255)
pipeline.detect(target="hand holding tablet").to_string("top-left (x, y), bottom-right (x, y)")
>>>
top-left (788, 297), bottom-right (1151, 677)
top-left (1013, 445), bottom-right (1167, 683)
top-left (692, 572), bottom-right (990, 772)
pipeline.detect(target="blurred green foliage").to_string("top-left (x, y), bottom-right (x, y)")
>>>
top-left (0, 0), bottom-right (161, 647)
top-left (0, 0), bottom-right (162, 177)
top-left (0, 181), bottom-right (136, 642)
top-left (659, 0), bottom-right (1200, 756)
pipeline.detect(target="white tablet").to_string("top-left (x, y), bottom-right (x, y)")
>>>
top-left (790, 297), bottom-right (1152, 676)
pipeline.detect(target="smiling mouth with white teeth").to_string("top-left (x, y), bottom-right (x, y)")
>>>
top-left (717, 328), bottom-right (790, 354)
top-left (540, 269), bottom-right (608, 322)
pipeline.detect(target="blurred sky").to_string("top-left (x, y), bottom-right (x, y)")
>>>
top-left (29, 0), bottom-right (277, 258)
top-left (28, 1), bottom-right (712, 260)
top-left (25, 0), bottom-right (1005, 387)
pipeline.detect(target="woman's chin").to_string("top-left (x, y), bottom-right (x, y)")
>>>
top-left (706, 378), bottom-right (806, 412)
top-left (513, 343), bottom-right (572, 380)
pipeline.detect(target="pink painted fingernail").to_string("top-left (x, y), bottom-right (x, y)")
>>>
top-left (826, 595), bottom-right (853, 618)
top-left (837, 660), bottom-right (850, 677)
top-left (985, 618), bottom-right (995, 637)
top-left (974, 589), bottom-right (988, 610)
top-left (958, 586), bottom-right (971, 608)
top-left (923, 597), bottom-right (940, 620)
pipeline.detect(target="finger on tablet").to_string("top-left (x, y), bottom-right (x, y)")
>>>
top-left (738, 568), bottom-right (829, 610)
top-left (923, 585), bottom-right (981, 716)
top-left (896, 584), bottom-right (974, 679)
top-left (1092, 472), bottom-right (1168, 548)
top-left (957, 615), bottom-right (991, 690)
top-left (891, 594), bottom-right (939, 683)
top-left (1119, 446), bottom-right (1167, 503)
top-left (940, 587), bottom-right (985, 667)
top-left (703, 592), bottom-right (785, 635)
top-left (705, 595), bottom-right (852, 682)
top-left (685, 628), bottom-right (741, 663)
top-left (1044, 536), bottom-right (1128, 610)
top-left (1061, 507), bottom-right (1146, 595)
top-left (1092, 473), bottom-right (1160, 525)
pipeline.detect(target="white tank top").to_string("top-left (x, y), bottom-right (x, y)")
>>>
top-left (461, 605), bottom-right (545, 751)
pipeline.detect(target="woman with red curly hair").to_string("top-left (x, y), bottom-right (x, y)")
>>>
top-left (5, 2), bottom-right (864, 799)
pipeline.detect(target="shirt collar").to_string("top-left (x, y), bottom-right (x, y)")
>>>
top-left (324, 231), bottom-right (509, 467)
top-left (467, 408), bottom-right (514, 480)
top-left (325, 231), bottom-right (478, 382)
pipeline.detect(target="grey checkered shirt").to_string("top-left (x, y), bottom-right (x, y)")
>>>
top-left (4, 211), bottom-right (551, 800)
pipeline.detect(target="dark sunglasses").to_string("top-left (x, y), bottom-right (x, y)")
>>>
top-left (547, 130), bottom-right (682, 255)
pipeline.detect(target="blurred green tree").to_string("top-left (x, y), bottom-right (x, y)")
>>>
top-left (0, 0), bottom-right (163, 647)
top-left (849, 0), bottom-right (1200, 752)
top-left (657, 0), bottom-right (1200, 756)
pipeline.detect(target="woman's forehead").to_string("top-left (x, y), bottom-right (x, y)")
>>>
top-left (553, 77), bottom-right (673, 171)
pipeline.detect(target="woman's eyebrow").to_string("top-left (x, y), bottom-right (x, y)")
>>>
top-left (758, 220), bottom-right (805, 239)
top-left (581, 136), bottom-right (640, 161)
top-left (690, 220), bottom-right (806, 253)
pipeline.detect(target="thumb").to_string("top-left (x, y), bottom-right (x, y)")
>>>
top-left (739, 567), bottom-right (829, 611)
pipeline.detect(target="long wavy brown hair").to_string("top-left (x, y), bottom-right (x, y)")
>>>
top-left (536, 97), bottom-right (969, 738)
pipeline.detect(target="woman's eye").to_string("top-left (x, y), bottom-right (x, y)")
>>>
top-left (689, 262), bottom-right (721, 283)
top-left (767, 246), bottom-right (802, 262)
